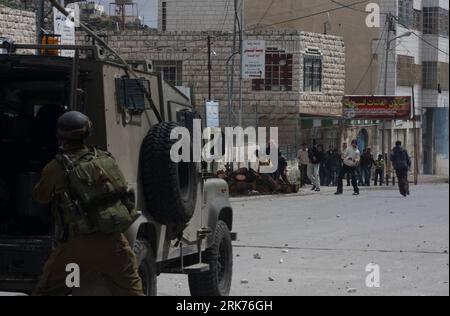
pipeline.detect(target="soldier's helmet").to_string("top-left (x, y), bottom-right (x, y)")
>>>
top-left (57, 111), bottom-right (92, 142)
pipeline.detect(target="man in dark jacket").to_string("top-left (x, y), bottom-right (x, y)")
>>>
top-left (328, 148), bottom-right (341, 186)
top-left (360, 148), bottom-right (375, 186)
top-left (390, 141), bottom-right (411, 197)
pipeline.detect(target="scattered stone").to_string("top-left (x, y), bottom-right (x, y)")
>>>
top-left (402, 276), bottom-right (406, 279)
top-left (253, 253), bottom-right (262, 260)
top-left (367, 244), bottom-right (371, 248)
top-left (282, 249), bottom-right (289, 253)
top-left (336, 215), bottom-right (341, 218)
top-left (236, 254), bottom-right (240, 257)
top-left (284, 244), bottom-right (289, 247)
top-left (288, 278), bottom-right (293, 283)
top-left (240, 279), bottom-right (249, 284)
top-left (444, 250), bottom-right (448, 254)
top-left (268, 276), bottom-right (275, 282)
top-left (346, 288), bottom-right (357, 294)
top-left (279, 258), bottom-right (284, 264)
top-left (419, 225), bottom-right (425, 228)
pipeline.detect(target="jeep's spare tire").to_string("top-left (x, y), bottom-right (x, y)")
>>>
top-left (141, 121), bottom-right (197, 226)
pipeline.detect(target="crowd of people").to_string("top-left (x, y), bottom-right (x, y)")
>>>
top-left (296, 140), bottom-right (412, 197)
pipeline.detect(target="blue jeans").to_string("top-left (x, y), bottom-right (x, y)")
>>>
top-left (361, 166), bottom-right (371, 186)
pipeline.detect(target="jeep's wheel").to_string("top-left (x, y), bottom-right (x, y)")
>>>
top-left (141, 121), bottom-right (197, 228)
top-left (134, 239), bottom-right (157, 296)
top-left (188, 221), bottom-right (233, 296)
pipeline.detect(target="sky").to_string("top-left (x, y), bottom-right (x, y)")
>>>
top-left (96, 0), bottom-right (158, 27)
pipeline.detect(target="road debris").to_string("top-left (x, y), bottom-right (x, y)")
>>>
top-left (268, 276), bottom-right (275, 282)
top-left (240, 279), bottom-right (249, 284)
top-left (253, 253), bottom-right (262, 260)
top-left (346, 288), bottom-right (357, 294)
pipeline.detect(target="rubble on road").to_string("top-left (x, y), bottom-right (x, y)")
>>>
top-left (268, 276), bottom-right (275, 282)
top-left (253, 253), bottom-right (262, 260)
top-left (240, 279), bottom-right (249, 284)
top-left (346, 288), bottom-right (357, 293)
top-left (217, 167), bottom-right (299, 197)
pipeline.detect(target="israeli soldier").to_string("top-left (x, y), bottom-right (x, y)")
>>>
top-left (33, 111), bottom-right (144, 296)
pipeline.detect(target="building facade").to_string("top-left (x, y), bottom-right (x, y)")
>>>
top-left (375, 0), bottom-right (449, 176)
top-left (0, 4), bottom-right (35, 47)
top-left (160, 0), bottom-right (449, 175)
top-left (78, 29), bottom-right (345, 157)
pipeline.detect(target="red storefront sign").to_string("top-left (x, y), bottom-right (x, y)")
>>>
top-left (343, 96), bottom-right (412, 120)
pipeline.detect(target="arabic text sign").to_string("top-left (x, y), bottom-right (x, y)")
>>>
top-left (53, 7), bottom-right (77, 57)
top-left (343, 96), bottom-right (412, 120)
top-left (242, 40), bottom-right (265, 79)
top-left (205, 101), bottom-right (220, 128)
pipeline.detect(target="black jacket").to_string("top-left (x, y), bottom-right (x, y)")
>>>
top-left (390, 146), bottom-right (411, 171)
top-left (308, 147), bottom-right (323, 165)
top-left (360, 152), bottom-right (375, 168)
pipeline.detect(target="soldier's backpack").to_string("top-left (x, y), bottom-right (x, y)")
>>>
top-left (56, 147), bottom-right (139, 235)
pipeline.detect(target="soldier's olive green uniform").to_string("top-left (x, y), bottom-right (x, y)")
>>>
top-left (32, 145), bottom-right (144, 296)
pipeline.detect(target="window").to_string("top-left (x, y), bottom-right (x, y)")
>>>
top-left (423, 7), bottom-right (449, 37)
top-left (423, 62), bottom-right (449, 91)
top-left (423, 62), bottom-right (437, 89)
top-left (154, 60), bottom-right (183, 86)
top-left (162, 1), bottom-right (167, 31)
top-left (398, 0), bottom-right (414, 28)
top-left (252, 50), bottom-right (293, 91)
top-left (413, 9), bottom-right (422, 32)
top-left (303, 54), bottom-right (322, 93)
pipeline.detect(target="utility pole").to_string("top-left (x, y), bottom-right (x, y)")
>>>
top-left (208, 35), bottom-right (212, 101)
top-left (383, 13), bottom-right (394, 183)
top-left (36, 0), bottom-right (45, 54)
top-left (238, 0), bottom-right (244, 128)
top-left (382, 13), bottom-right (393, 155)
top-left (412, 85), bottom-right (419, 185)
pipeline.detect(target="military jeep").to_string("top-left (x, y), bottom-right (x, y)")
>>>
top-left (0, 43), bottom-right (235, 296)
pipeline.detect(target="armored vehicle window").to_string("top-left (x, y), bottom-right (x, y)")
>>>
top-left (115, 78), bottom-right (151, 112)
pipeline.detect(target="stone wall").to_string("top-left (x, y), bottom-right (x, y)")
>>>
top-left (76, 29), bottom-right (345, 147)
top-left (0, 4), bottom-right (35, 45)
top-left (298, 32), bottom-right (345, 117)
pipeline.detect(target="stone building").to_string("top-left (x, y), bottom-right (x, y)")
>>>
top-left (77, 29), bottom-right (345, 155)
top-left (0, 4), bottom-right (35, 46)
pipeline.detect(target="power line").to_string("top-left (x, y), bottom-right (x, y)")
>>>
top-left (247, 0), bottom-right (371, 30)
top-left (391, 15), bottom-right (449, 56)
top-left (352, 18), bottom-right (388, 94)
top-left (219, 0), bottom-right (232, 33)
top-left (254, 0), bottom-right (275, 29)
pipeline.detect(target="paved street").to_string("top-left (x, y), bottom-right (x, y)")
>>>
top-left (158, 183), bottom-right (449, 296)
top-left (1, 183), bottom-right (448, 296)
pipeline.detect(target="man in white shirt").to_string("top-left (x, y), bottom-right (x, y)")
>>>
top-left (335, 140), bottom-right (360, 196)
top-left (297, 143), bottom-right (310, 187)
